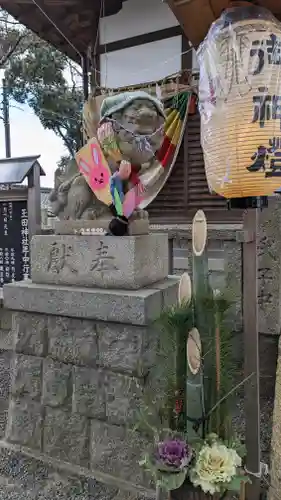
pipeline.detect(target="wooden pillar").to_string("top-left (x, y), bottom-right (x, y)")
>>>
top-left (242, 208), bottom-right (260, 500)
top-left (90, 10), bottom-right (101, 93)
top-left (81, 54), bottom-right (89, 101)
top-left (27, 161), bottom-right (42, 239)
top-left (168, 236), bottom-right (174, 274)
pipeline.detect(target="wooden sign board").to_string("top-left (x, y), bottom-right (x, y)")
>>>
top-left (0, 199), bottom-right (30, 287)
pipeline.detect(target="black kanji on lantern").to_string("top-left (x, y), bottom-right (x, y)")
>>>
top-left (250, 33), bottom-right (281, 75)
top-left (252, 88), bottom-right (281, 129)
top-left (248, 137), bottom-right (281, 177)
top-left (248, 145), bottom-right (271, 172)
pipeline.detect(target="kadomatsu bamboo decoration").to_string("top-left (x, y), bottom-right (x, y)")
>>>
top-left (139, 210), bottom-right (248, 499)
top-left (140, 210), bottom-right (237, 438)
top-left (190, 210), bottom-right (236, 440)
top-left (191, 210), bottom-right (218, 437)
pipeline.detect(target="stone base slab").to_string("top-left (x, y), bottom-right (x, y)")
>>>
top-left (54, 218), bottom-right (149, 236)
top-left (31, 233), bottom-right (168, 290)
top-left (3, 277), bottom-right (179, 325)
top-left (0, 442), bottom-right (155, 500)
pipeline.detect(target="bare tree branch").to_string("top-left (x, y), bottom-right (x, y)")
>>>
top-left (0, 33), bottom-right (27, 68)
top-left (54, 126), bottom-right (75, 156)
top-left (67, 59), bottom-right (82, 78)
top-left (0, 18), bottom-right (21, 27)
top-left (68, 62), bottom-right (76, 92)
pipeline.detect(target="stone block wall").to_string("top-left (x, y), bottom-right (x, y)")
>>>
top-left (152, 198), bottom-right (281, 339)
top-left (0, 277), bottom-right (178, 499)
top-left (167, 227), bottom-right (243, 332)
top-left (0, 298), bottom-right (13, 441)
top-left (0, 298), bottom-right (13, 350)
top-left (4, 313), bottom-right (152, 485)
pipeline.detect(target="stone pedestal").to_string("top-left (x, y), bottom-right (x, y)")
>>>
top-left (31, 233), bottom-right (168, 290)
top-left (54, 218), bottom-right (149, 236)
top-left (0, 232), bottom-right (178, 500)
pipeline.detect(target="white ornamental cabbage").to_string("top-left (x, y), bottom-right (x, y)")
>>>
top-left (190, 443), bottom-right (242, 494)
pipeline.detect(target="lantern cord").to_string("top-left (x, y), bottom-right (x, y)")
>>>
top-left (30, 0), bottom-right (83, 59)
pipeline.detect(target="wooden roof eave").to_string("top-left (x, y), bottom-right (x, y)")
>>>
top-left (165, 0), bottom-right (281, 47)
top-left (0, 0), bottom-right (127, 62)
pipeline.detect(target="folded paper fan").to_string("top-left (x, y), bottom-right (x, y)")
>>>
top-left (75, 138), bottom-right (112, 206)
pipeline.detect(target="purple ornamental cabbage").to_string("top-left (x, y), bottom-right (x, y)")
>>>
top-left (156, 439), bottom-right (193, 470)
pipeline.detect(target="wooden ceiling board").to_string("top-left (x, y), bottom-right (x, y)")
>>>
top-left (167, 0), bottom-right (281, 46)
top-left (0, 0), bottom-right (126, 61)
top-left (3, 0), bottom-right (281, 60)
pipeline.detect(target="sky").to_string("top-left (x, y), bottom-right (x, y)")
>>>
top-left (0, 59), bottom-right (71, 189)
top-left (0, 103), bottom-right (66, 189)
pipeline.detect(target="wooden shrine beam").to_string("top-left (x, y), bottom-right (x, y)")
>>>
top-left (163, 0), bottom-right (216, 47)
top-left (98, 25), bottom-right (183, 54)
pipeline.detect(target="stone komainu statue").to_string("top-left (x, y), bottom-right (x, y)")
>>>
top-left (49, 91), bottom-right (166, 223)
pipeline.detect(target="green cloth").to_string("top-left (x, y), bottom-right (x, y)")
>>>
top-left (99, 91), bottom-right (165, 121)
